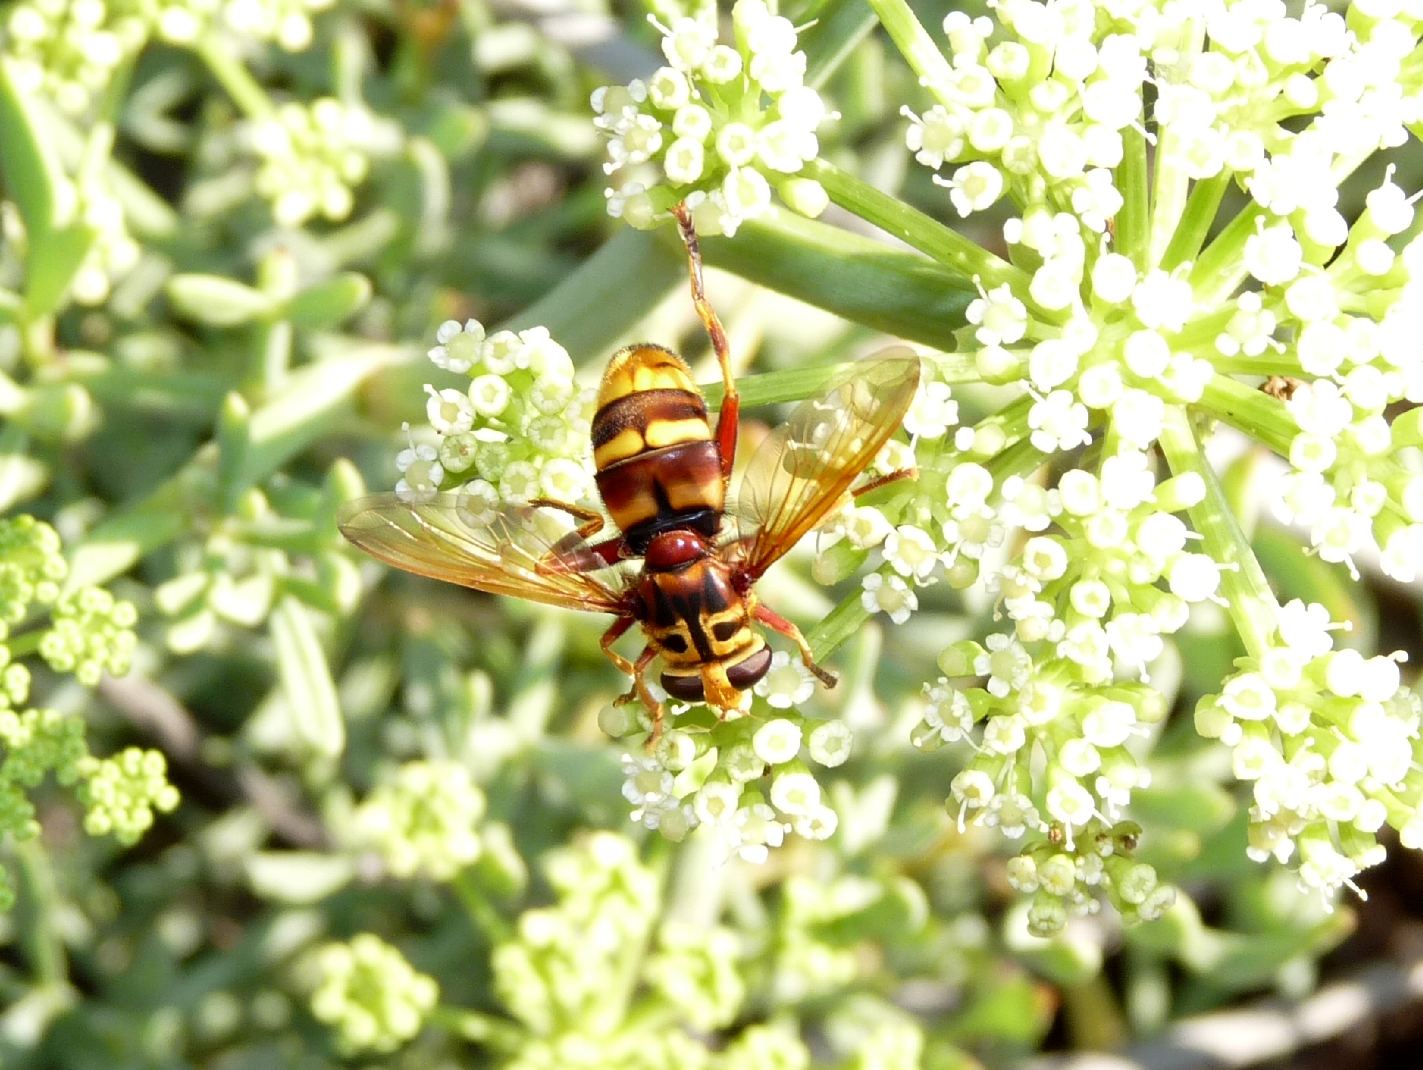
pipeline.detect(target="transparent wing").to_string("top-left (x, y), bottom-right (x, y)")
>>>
top-left (337, 493), bottom-right (630, 615)
top-left (728, 350), bottom-right (921, 579)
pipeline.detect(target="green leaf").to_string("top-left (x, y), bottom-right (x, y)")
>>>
top-left (245, 852), bottom-right (355, 904)
top-left (0, 60), bottom-right (98, 316)
top-left (167, 274), bottom-right (275, 326)
top-left (0, 59), bottom-right (62, 235)
top-left (270, 596), bottom-right (345, 758)
top-left (283, 273), bottom-right (372, 329)
top-left (0, 425), bottom-right (47, 512)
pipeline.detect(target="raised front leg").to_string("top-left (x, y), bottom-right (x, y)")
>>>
top-left (672, 202), bottom-right (739, 483)
top-left (754, 602), bottom-right (837, 688)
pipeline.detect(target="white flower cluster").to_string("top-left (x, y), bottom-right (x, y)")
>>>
top-left (1195, 600), bottom-right (1421, 900)
top-left (903, 3), bottom-right (1148, 224)
top-left (352, 760), bottom-right (486, 881)
top-left (3, 0), bottom-right (333, 118)
top-left (1267, 176), bottom-right (1423, 582)
top-left (616, 712), bottom-right (852, 861)
top-left (246, 98), bottom-right (376, 227)
top-left (404, 320), bottom-right (595, 507)
top-left (592, 0), bottom-right (834, 236)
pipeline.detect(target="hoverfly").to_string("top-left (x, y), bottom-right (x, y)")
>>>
top-left (338, 204), bottom-right (920, 741)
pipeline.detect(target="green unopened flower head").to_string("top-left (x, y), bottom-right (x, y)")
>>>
top-left (310, 933), bottom-right (438, 1054)
top-left (76, 746), bottom-right (180, 845)
top-left (354, 759), bottom-right (486, 881)
top-left (41, 586), bottom-right (138, 686)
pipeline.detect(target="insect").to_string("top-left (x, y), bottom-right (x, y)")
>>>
top-left (338, 204), bottom-right (920, 742)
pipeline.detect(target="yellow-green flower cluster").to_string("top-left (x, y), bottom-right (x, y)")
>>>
top-left (75, 746), bottom-right (180, 844)
top-left (353, 759), bottom-right (486, 881)
top-left (0, 516), bottom-right (179, 909)
top-left (309, 933), bottom-right (439, 1054)
top-left (593, 0), bottom-right (834, 235)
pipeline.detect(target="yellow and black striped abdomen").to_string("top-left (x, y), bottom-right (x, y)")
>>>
top-left (592, 344), bottom-right (725, 546)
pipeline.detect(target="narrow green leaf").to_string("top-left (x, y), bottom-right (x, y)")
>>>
top-left (236, 349), bottom-right (400, 491)
top-left (0, 58), bottom-right (61, 233)
top-left (271, 596), bottom-right (345, 757)
top-left (64, 481), bottom-right (188, 593)
top-left (245, 852), bottom-right (354, 903)
top-left (216, 392), bottom-right (252, 514)
top-left (808, 589), bottom-right (872, 662)
top-left (0, 426), bottom-right (47, 511)
top-left (24, 224), bottom-right (97, 316)
top-left (167, 274), bottom-right (275, 326)
top-left (283, 272), bottom-right (372, 329)
top-left (499, 228), bottom-right (681, 365)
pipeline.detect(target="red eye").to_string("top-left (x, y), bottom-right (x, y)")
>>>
top-left (645, 531), bottom-right (707, 569)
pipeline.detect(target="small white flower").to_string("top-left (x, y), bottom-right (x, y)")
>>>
top-left (769, 770), bottom-right (821, 816)
top-left (884, 525), bottom-right (939, 582)
top-left (861, 572), bottom-right (917, 624)
top-left (752, 718), bottom-right (803, 765)
top-left (754, 651), bottom-right (816, 709)
top-left (807, 720), bottom-right (852, 767)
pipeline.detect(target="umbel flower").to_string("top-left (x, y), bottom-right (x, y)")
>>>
top-left (593, 0), bottom-right (835, 235)
top-left (574, 0), bottom-right (1423, 925)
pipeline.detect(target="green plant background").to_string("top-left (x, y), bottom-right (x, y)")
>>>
top-left (2, 0), bottom-right (1422, 1067)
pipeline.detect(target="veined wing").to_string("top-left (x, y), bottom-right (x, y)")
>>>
top-left (337, 493), bottom-right (630, 615)
top-left (727, 350), bottom-right (920, 580)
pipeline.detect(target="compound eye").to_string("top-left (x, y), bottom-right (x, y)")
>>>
top-left (661, 672), bottom-right (705, 700)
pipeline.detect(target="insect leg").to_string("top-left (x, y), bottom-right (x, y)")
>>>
top-left (599, 615), bottom-right (637, 678)
top-left (853, 467), bottom-right (919, 499)
top-left (754, 603), bottom-right (838, 688)
top-left (527, 497), bottom-right (606, 540)
top-left (672, 202), bottom-right (739, 481)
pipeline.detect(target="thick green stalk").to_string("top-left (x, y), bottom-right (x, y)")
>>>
top-left (701, 209), bottom-right (975, 351)
top-left (1114, 125), bottom-right (1151, 269)
top-left (1160, 173), bottom-right (1230, 271)
top-left (194, 38), bottom-right (275, 120)
top-left (1197, 374), bottom-right (1297, 456)
top-left (810, 159), bottom-right (1036, 299)
top-left (1158, 407), bottom-right (1278, 658)
top-left (864, 0), bottom-right (956, 107)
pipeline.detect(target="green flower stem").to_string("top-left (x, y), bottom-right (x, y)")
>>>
top-left (1158, 407), bottom-right (1278, 658)
top-left (430, 1006), bottom-right (524, 1052)
top-left (1160, 173), bottom-right (1230, 271)
top-left (1145, 22), bottom-right (1203, 271)
top-left (1208, 353), bottom-right (1305, 377)
top-left (801, 0), bottom-right (879, 90)
top-left (1197, 374), bottom-right (1297, 456)
top-left (702, 352), bottom-right (980, 411)
top-left (809, 159), bottom-right (1037, 302)
top-left (1114, 125), bottom-right (1150, 269)
top-left (807, 588), bottom-right (870, 663)
top-left (453, 870), bottom-right (512, 944)
top-left (701, 209), bottom-right (974, 351)
top-left (1190, 202), bottom-right (1263, 307)
top-left (16, 842), bottom-right (68, 988)
top-left (193, 38), bottom-right (275, 120)
top-left (864, 0), bottom-right (956, 107)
